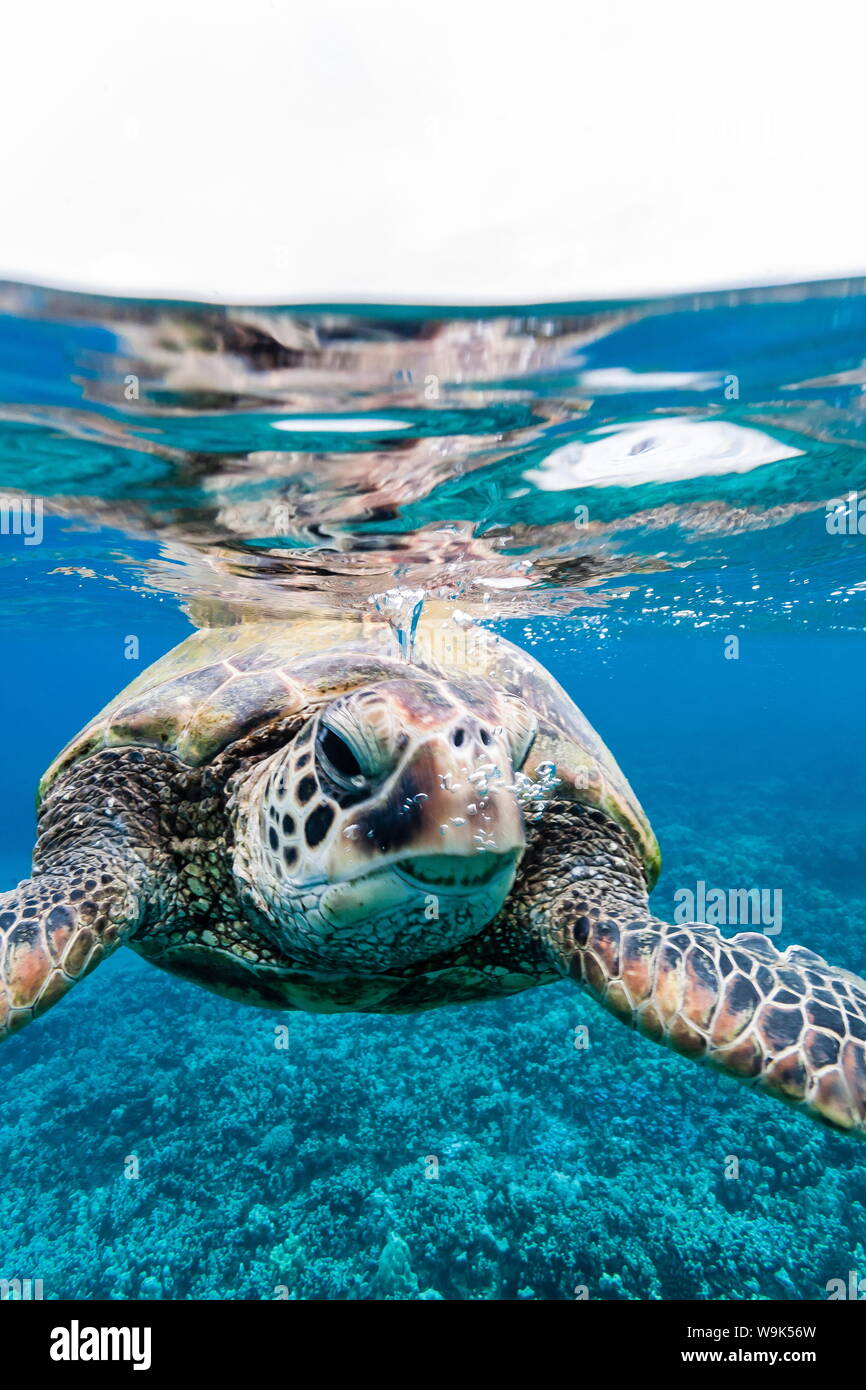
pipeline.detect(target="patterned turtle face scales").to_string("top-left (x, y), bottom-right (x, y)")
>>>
top-left (229, 674), bottom-right (536, 972)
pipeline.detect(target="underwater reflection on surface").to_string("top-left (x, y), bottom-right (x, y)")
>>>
top-left (1, 275), bottom-right (865, 633)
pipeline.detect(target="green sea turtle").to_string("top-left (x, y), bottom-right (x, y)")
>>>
top-left (2, 610), bottom-right (865, 1136)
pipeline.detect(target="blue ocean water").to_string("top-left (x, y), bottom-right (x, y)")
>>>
top-left (0, 279), bottom-right (865, 1300)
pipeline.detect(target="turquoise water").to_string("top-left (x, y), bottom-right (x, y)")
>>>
top-left (0, 278), bottom-right (865, 1299)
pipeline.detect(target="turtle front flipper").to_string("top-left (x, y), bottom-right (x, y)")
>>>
top-left (552, 897), bottom-right (866, 1135)
top-left (0, 749), bottom-right (161, 1043)
top-left (0, 863), bottom-right (141, 1041)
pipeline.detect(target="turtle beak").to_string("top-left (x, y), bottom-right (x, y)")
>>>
top-left (406, 735), bottom-right (525, 857)
top-left (344, 728), bottom-right (527, 873)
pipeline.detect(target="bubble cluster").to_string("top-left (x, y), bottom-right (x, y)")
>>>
top-left (510, 761), bottom-right (560, 823)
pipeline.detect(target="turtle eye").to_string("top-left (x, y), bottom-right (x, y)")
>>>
top-left (316, 693), bottom-right (404, 790)
top-left (319, 727), bottom-right (364, 784)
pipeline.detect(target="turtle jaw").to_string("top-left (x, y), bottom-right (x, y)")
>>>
top-left (302, 847), bottom-right (521, 972)
top-left (393, 851), bottom-right (519, 895)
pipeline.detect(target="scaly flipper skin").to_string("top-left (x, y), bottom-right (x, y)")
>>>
top-left (0, 865), bottom-right (139, 1039)
top-left (545, 807), bottom-right (866, 1135)
top-left (0, 753), bottom-right (153, 1042)
top-left (569, 913), bottom-right (866, 1133)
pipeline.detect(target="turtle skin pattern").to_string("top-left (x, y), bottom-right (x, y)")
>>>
top-left (0, 751), bottom-right (156, 1039)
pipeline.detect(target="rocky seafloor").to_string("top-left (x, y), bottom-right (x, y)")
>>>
top-left (1, 761), bottom-right (865, 1302)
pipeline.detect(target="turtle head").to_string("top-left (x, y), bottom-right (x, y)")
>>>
top-left (233, 674), bottom-right (537, 972)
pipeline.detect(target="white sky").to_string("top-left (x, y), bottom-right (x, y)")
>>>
top-left (2, 0), bottom-right (864, 304)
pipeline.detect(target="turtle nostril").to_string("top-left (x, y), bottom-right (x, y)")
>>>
top-left (479, 728), bottom-right (492, 746)
top-left (452, 727), bottom-right (466, 747)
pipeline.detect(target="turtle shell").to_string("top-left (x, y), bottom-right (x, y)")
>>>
top-left (38, 609), bottom-right (660, 885)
